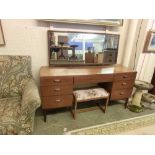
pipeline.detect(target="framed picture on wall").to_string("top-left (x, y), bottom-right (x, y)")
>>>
top-left (0, 20), bottom-right (5, 46)
top-left (143, 30), bottom-right (155, 53)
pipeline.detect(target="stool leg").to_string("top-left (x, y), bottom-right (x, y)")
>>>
top-left (104, 96), bottom-right (109, 113)
top-left (74, 100), bottom-right (77, 119)
top-left (71, 101), bottom-right (74, 119)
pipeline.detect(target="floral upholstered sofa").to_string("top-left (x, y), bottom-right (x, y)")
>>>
top-left (0, 55), bottom-right (41, 134)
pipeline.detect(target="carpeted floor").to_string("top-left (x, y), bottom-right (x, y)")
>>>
top-left (33, 101), bottom-right (155, 135)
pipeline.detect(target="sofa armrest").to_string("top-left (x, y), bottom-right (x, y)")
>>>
top-left (20, 79), bottom-right (41, 121)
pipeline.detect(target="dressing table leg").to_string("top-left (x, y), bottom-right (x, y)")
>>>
top-left (125, 99), bottom-right (129, 109)
top-left (43, 110), bottom-right (46, 122)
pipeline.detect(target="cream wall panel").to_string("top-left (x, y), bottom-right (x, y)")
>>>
top-left (116, 19), bottom-right (130, 64)
top-left (0, 19), bottom-right (128, 85)
top-left (136, 19), bottom-right (155, 82)
top-left (0, 19), bottom-right (48, 84)
top-left (140, 54), bottom-right (155, 82)
top-left (122, 19), bottom-right (140, 67)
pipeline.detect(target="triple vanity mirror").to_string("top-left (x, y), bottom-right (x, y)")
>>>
top-left (48, 30), bottom-right (120, 66)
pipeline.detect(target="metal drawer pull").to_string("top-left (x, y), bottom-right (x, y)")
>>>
top-left (120, 92), bottom-right (124, 95)
top-left (54, 88), bottom-right (60, 91)
top-left (123, 75), bottom-right (128, 78)
top-left (122, 82), bottom-right (127, 85)
top-left (53, 79), bottom-right (61, 83)
top-left (56, 99), bottom-right (61, 102)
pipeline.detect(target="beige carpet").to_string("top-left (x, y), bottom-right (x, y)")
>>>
top-left (67, 113), bottom-right (155, 135)
top-left (34, 101), bottom-right (155, 135)
top-left (120, 124), bottom-right (155, 135)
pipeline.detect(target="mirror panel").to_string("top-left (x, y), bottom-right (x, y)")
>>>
top-left (48, 30), bottom-right (119, 66)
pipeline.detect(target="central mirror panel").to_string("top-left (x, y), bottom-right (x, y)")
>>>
top-left (48, 30), bottom-right (119, 66)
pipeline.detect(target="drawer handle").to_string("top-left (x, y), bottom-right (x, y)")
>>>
top-left (56, 99), bottom-right (61, 102)
top-left (54, 88), bottom-right (60, 91)
top-left (122, 82), bottom-right (127, 86)
top-left (53, 79), bottom-right (61, 83)
top-left (123, 75), bottom-right (128, 78)
top-left (120, 92), bottom-right (124, 95)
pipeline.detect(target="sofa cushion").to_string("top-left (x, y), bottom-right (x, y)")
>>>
top-left (21, 79), bottom-right (41, 117)
top-left (0, 97), bottom-right (22, 134)
top-left (0, 55), bottom-right (32, 98)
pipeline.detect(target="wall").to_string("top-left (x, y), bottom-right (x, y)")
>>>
top-left (0, 19), bottom-right (49, 84)
top-left (129, 19), bottom-right (148, 69)
top-left (0, 19), bottom-right (129, 85)
top-left (135, 19), bottom-right (155, 82)
top-left (3, 19), bottom-right (153, 84)
top-left (118, 19), bottom-right (155, 83)
top-left (121, 19), bottom-right (140, 67)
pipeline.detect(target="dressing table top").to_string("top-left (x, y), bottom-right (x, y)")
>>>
top-left (40, 65), bottom-right (136, 77)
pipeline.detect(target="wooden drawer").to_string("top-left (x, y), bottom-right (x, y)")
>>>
top-left (40, 85), bottom-right (73, 96)
top-left (103, 52), bottom-right (116, 64)
top-left (74, 74), bottom-right (113, 85)
top-left (112, 80), bottom-right (135, 90)
top-left (40, 76), bottom-right (73, 86)
top-left (42, 95), bottom-right (73, 109)
top-left (110, 89), bottom-right (132, 100)
top-left (103, 58), bottom-right (115, 64)
top-left (114, 72), bottom-right (136, 81)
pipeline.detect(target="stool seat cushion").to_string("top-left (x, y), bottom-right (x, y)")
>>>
top-left (73, 88), bottom-right (109, 101)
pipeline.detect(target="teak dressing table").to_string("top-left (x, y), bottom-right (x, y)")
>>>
top-left (40, 65), bottom-right (137, 122)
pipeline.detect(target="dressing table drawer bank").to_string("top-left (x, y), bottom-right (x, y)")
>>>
top-left (40, 75), bottom-right (74, 122)
top-left (110, 72), bottom-right (137, 108)
top-left (40, 65), bottom-right (136, 122)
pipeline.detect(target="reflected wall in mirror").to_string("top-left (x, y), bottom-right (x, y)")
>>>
top-left (48, 30), bottom-right (120, 66)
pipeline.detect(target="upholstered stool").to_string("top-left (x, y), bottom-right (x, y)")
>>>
top-left (72, 87), bottom-right (109, 119)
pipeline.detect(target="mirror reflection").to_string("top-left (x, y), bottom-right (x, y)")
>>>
top-left (48, 31), bottom-right (119, 66)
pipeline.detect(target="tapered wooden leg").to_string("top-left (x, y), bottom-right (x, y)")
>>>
top-left (43, 110), bottom-right (46, 122)
top-left (71, 101), bottom-right (75, 119)
top-left (104, 96), bottom-right (109, 113)
top-left (125, 98), bottom-right (129, 109)
top-left (74, 100), bottom-right (77, 120)
top-left (71, 95), bottom-right (77, 120)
